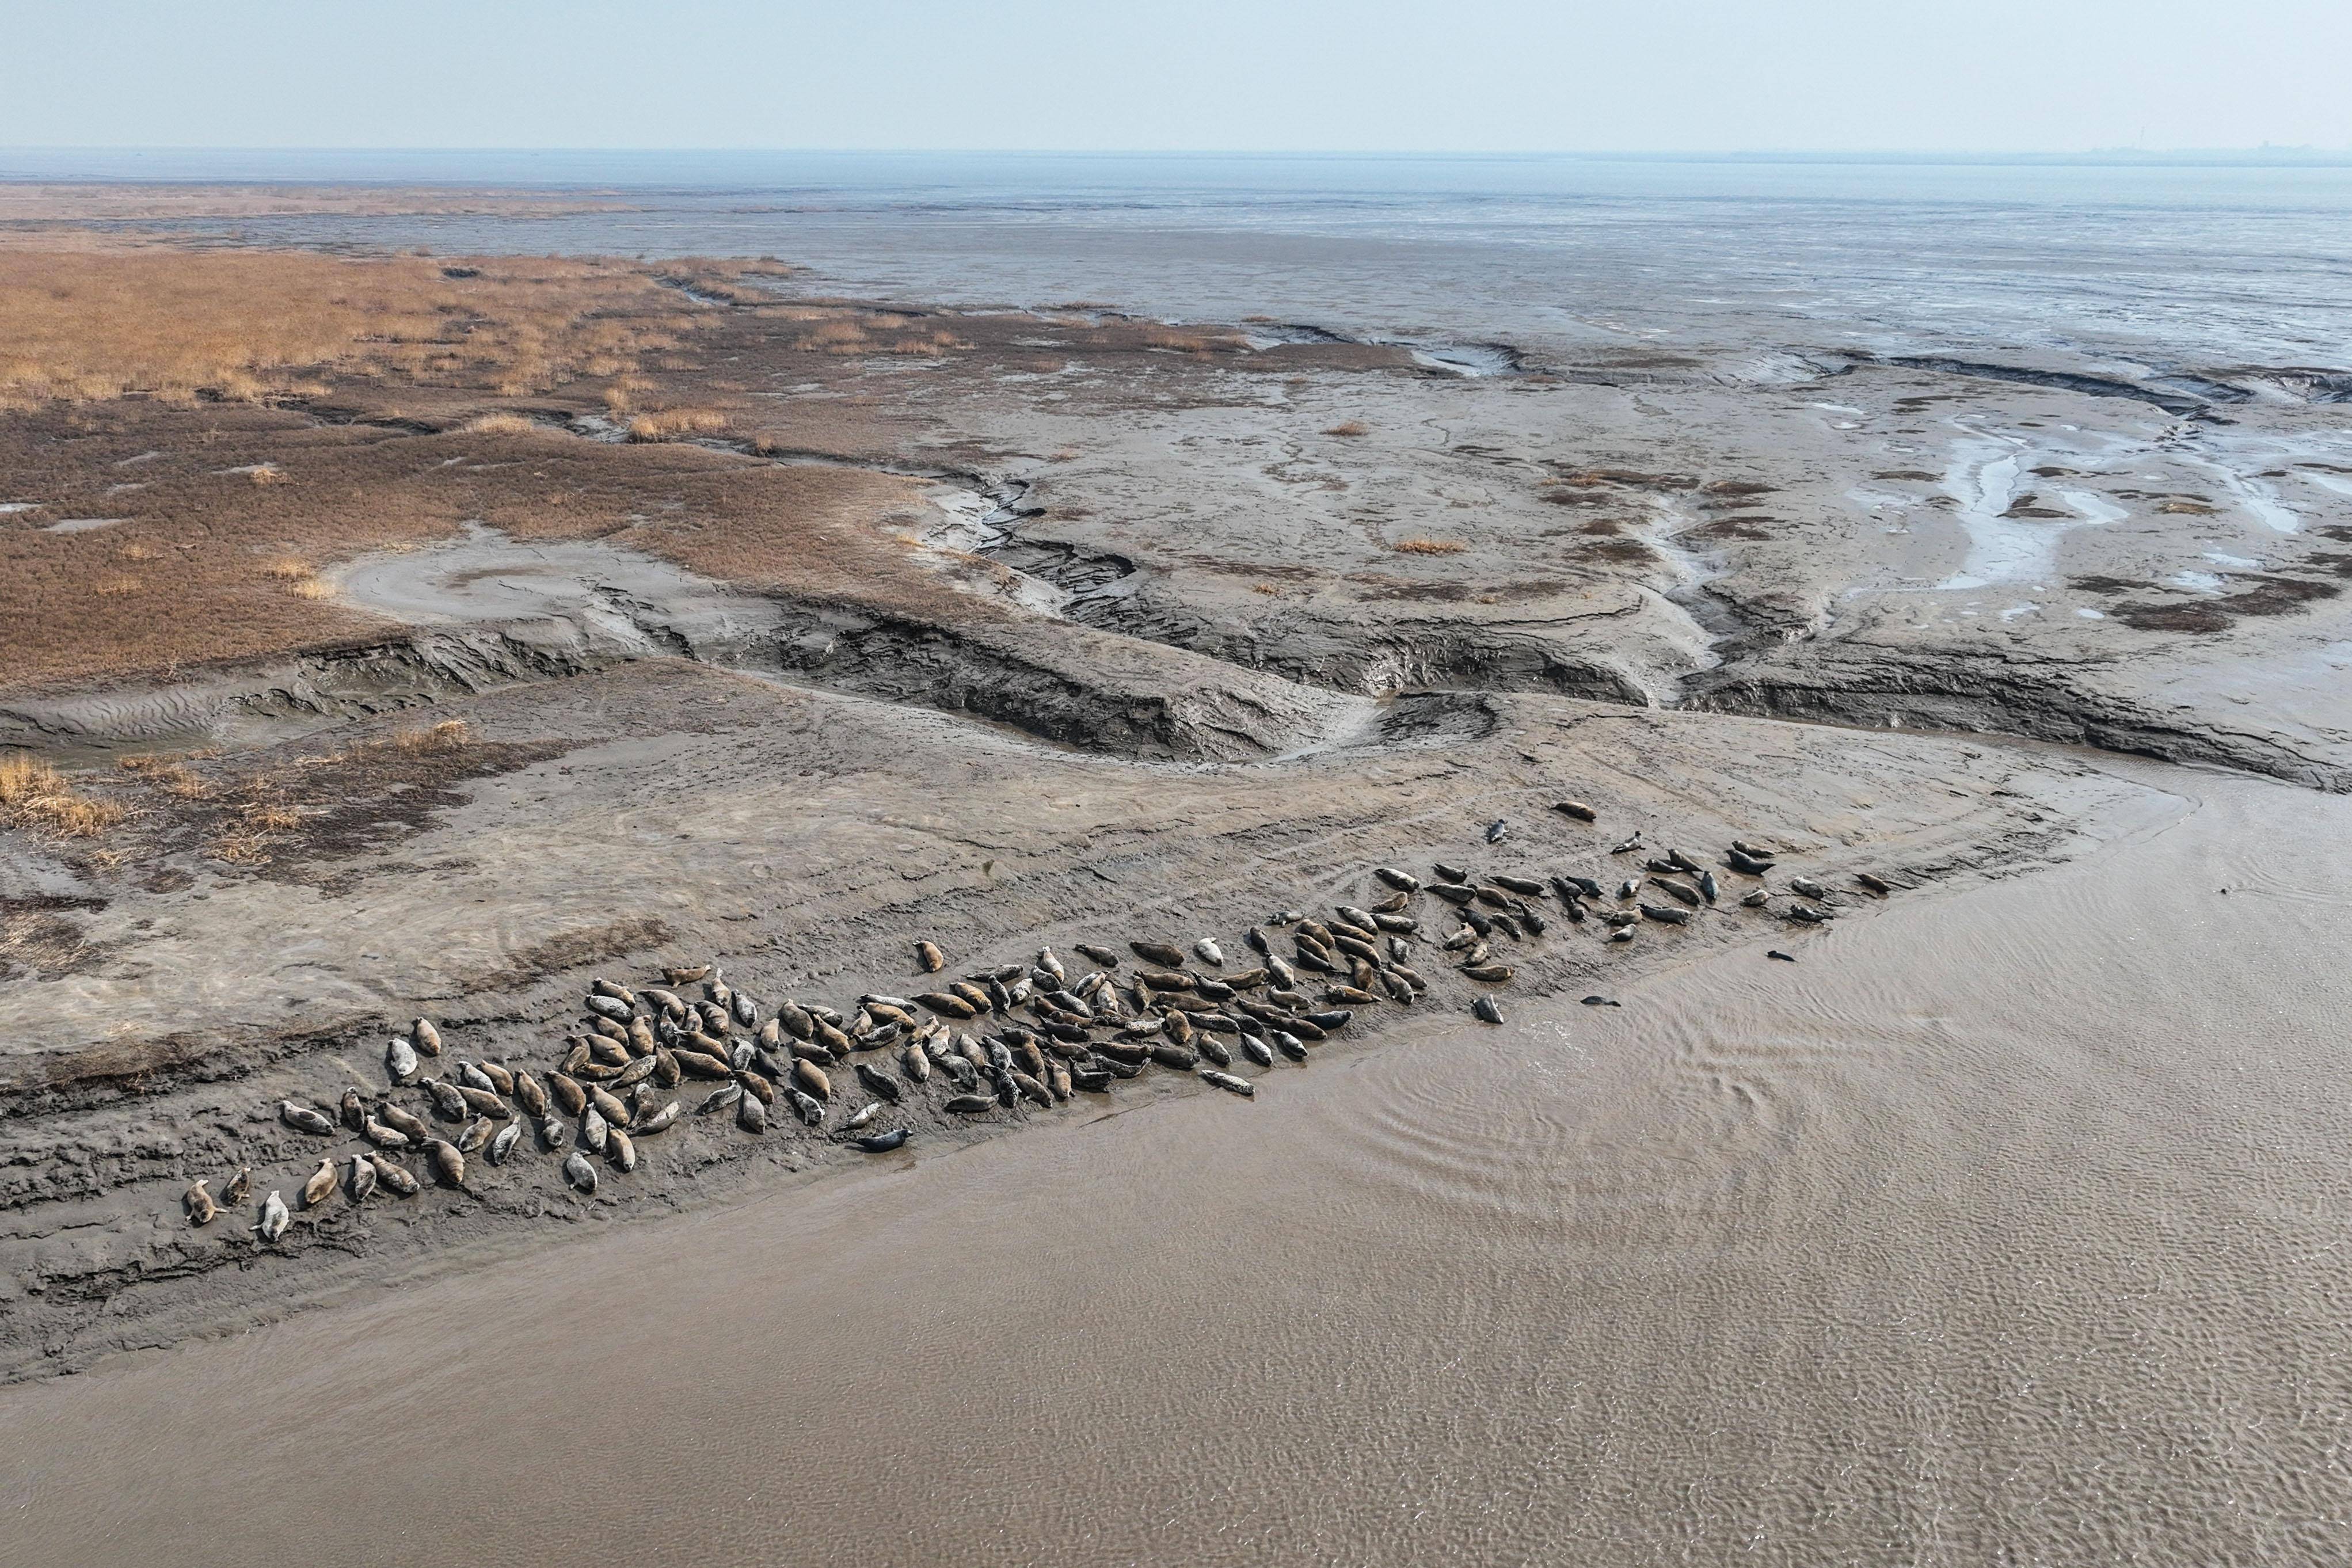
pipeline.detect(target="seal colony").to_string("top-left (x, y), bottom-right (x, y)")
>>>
top-left (186, 803), bottom-right (1897, 1234)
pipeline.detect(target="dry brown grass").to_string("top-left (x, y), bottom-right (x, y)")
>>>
top-left (261, 555), bottom-right (312, 581)
top-left (1391, 538), bottom-right (1468, 555)
top-left (462, 412), bottom-right (539, 435)
top-left (0, 249), bottom-right (732, 412)
top-left (625, 408), bottom-right (729, 442)
top-left (389, 718), bottom-right (471, 755)
top-left (93, 574), bottom-right (144, 596)
top-left (205, 828), bottom-right (272, 865)
top-left (1, 752), bottom-right (127, 836)
top-left (1323, 420), bottom-right (1369, 437)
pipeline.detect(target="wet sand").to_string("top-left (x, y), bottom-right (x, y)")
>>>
top-left (9, 756), bottom-right (2346, 1566)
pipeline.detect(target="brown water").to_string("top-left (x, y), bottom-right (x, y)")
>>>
top-left (7, 761), bottom-right (2350, 1567)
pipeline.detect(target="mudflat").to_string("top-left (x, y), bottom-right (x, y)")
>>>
top-left (3, 173), bottom-right (2350, 1565)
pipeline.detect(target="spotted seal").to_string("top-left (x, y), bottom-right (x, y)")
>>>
top-left (368, 1154), bottom-right (421, 1196)
top-left (346, 1154), bottom-right (378, 1202)
top-left (609, 1128), bottom-right (639, 1170)
top-left (385, 1036), bottom-right (420, 1085)
top-left (457, 1117), bottom-right (494, 1155)
top-left (1131, 941), bottom-right (1186, 968)
top-left (183, 1179), bottom-right (220, 1227)
top-left (300, 1158), bottom-right (337, 1209)
top-left (380, 1104), bottom-right (431, 1145)
top-left (488, 1121), bottom-right (524, 1164)
top-left (1373, 866), bottom-right (1421, 892)
top-left (1472, 995), bottom-right (1504, 1025)
top-left (855, 1062), bottom-right (903, 1102)
top-left (1789, 877), bottom-right (1830, 901)
top-left (1638, 903), bottom-right (1691, 925)
top-left (279, 1099), bottom-right (336, 1136)
top-left (1201, 1068), bottom-right (1254, 1097)
top-left (853, 1129), bottom-right (911, 1152)
top-left (253, 1190), bottom-right (290, 1242)
top-left (562, 1152), bottom-right (599, 1194)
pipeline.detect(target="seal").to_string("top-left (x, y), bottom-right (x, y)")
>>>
top-left (1650, 877), bottom-right (1701, 908)
top-left (513, 1071), bottom-right (550, 1119)
top-left (1195, 938), bottom-right (1224, 966)
top-left (1699, 871), bottom-right (1719, 904)
top-left (1787, 905), bottom-right (1832, 924)
top-left (1201, 1068), bottom-right (1255, 1097)
top-left (945, 1093), bottom-right (995, 1115)
top-left (488, 1121), bottom-right (524, 1164)
top-left (1554, 800), bottom-right (1597, 821)
top-left (846, 1102), bottom-right (883, 1132)
top-left (1272, 1030), bottom-right (1308, 1061)
top-left (347, 1154), bottom-right (378, 1202)
top-left (853, 1129), bottom-right (911, 1152)
top-left (385, 1035), bottom-right (421, 1085)
top-left (1856, 872), bottom-right (1893, 895)
top-left (588, 1084), bottom-right (631, 1129)
top-left (300, 1158), bottom-right (337, 1209)
top-left (1490, 873), bottom-right (1544, 897)
top-left (1610, 834), bottom-right (1643, 855)
top-left (221, 1166), bottom-right (252, 1207)
top-left (458, 1085), bottom-right (512, 1120)
top-left (1726, 847), bottom-right (1773, 874)
top-left (1373, 866), bottom-right (1421, 892)
top-left (183, 1179), bottom-right (220, 1227)
top-left (1074, 942), bottom-right (1121, 968)
top-left (562, 1151), bottom-right (599, 1194)
top-left (1733, 840), bottom-right (1775, 859)
top-left (635, 1100), bottom-right (682, 1136)
top-left (609, 1128), bottom-right (639, 1170)
top-left (1198, 1036), bottom-right (1234, 1068)
top-left (1011, 1071), bottom-right (1053, 1108)
top-left (1239, 1032), bottom-right (1274, 1067)
top-left (422, 1079), bottom-right (467, 1120)
top-left (855, 1061), bottom-right (903, 1102)
top-left (368, 1153), bottom-right (420, 1196)
top-left (1131, 941), bottom-right (1186, 968)
top-left (458, 1117), bottom-right (494, 1155)
top-left (900, 1043), bottom-right (931, 1082)
top-left (1430, 884), bottom-right (1478, 906)
top-left (1741, 889), bottom-right (1769, 908)
top-left (1639, 903), bottom-right (1691, 925)
top-left (792, 1058), bottom-right (831, 1102)
top-left (1473, 995), bottom-right (1504, 1025)
top-left (918, 991), bottom-right (977, 1019)
top-left (581, 1107), bottom-right (610, 1154)
top-left (253, 1190), bottom-right (290, 1243)
top-left (338, 1087), bottom-right (366, 1131)
top-left (1581, 995), bottom-right (1621, 1007)
top-left (665, 964), bottom-right (712, 986)
top-left (280, 1099), bottom-right (336, 1136)
top-left (1460, 964), bottom-right (1513, 983)
top-left (673, 1049), bottom-right (732, 1080)
top-left (1485, 819), bottom-right (1509, 844)
top-left (381, 1104), bottom-right (431, 1145)
top-left (1768, 950), bottom-right (1797, 963)
top-left (412, 1019), bottom-right (442, 1057)
top-left (548, 1071), bottom-right (588, 1118)
top-left (1150, 1042), bottom-right (1198, 1071)
top-left (1789, 877), bottom-right (1830, 900)
top-left (790, 1089), bottom-right (824, 1126)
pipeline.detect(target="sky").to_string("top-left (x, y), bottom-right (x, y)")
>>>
top-left (7, 0), bottom-right (2349, 155)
